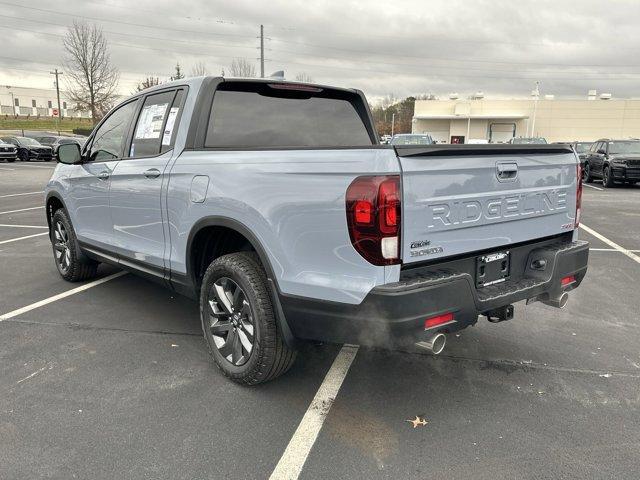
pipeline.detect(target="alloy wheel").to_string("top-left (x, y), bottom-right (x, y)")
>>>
top-left (207, 277), bottom-right (255, 366)
top-left (53, 221), bottom-right (71, 273)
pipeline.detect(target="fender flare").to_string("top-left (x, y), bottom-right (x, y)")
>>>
top-left (44, 191), bottom-right (68, 231)
top-left (185, 216), bottom-right (298, 347)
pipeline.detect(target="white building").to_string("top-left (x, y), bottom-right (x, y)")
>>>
top-left (412, 92), bottom-right (640, 143)
top-left (0, 85), bottom-right (91, 118)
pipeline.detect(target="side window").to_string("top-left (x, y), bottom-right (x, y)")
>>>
top-left (89, 101), bottom-right (138, 162)
top-left (161, 89), bottom-right (184, 153)
top-left (129, 90), bottom-right (175, 158)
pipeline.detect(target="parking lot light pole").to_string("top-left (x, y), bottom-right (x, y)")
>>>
top-left (391, 113), bottom-right (396, 136)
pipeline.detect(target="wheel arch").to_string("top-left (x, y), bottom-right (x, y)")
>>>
top-left (45, 192), bottom-right (67, 233)
top-left (184, 216), bottom-right (297, 347)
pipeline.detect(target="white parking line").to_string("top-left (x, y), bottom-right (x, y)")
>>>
top-left (0, 206), bottom-right (44, 215)
top-left (583, 183), bottom-right (604, 191)
top-left (0, 191), bottom-right (43, 198)
top-left (0, 167), bottom-right (15, 171)
top-left (0, 232), bottom-right (48, 245)
top-left (0, 224), bottom-right (48, 229)
top-left (10, 164), bottom-right (55, 169)
top-left (270, 344), bottom-right (359, 480)
top-left (590, 248), bottom-right (640, 253)
top-left (581, 223), bottom-right (640, 265)
top-left (0, 271), bottom-right (127, 322)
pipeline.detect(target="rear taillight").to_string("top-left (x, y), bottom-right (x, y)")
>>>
top-left (346, 175), bottom-right (401, 265)
top-left (575, 163), bottom-right (583, 227)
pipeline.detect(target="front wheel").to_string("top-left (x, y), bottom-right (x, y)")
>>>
top-left (18, 150), bottom-right (28, 162)
top-left (200, 252), bottom-right (297, 385)
top-left (51, 209), bottom-right (99, 281)
top-left (582, 162), bottom-right (592, 183)
top-left (603, 165), bottom-right (615, 188)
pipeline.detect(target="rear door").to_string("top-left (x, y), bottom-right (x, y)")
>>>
top-left (396, 145), bottom-right (578, 265)
top-left (108, 88), bottom-right (185, 274)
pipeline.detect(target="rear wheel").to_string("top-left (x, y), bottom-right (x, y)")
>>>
top-left (6, 158), bottom-right (15, 163)
top-left (51, 209), bottom-right (99, 282)
top-left (603, 165), bottom-right (615, 188)
top-left (200, 252), bottom-right (297, 385)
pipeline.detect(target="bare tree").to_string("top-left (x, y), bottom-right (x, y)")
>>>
top-left (135, 77), bottom-right (161, 92)
top-left (295, 72), bottom-right (314, 83)
top-left (62, 21), bottom-right (119, 122)
top-left (190, 62), bottom-right (208, 77)
top-left (229, 58), bottom-right (256, 77)
top-left (170, 63), bottom-right (184, 80)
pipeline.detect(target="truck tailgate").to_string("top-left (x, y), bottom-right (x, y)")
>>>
top-left (396, 144), bottom-right (578, 264)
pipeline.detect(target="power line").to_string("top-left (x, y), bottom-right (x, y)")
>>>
top-left (0, 13), bottom-right (258, 53)
top-left (0, 1), bottom-right (255, 39)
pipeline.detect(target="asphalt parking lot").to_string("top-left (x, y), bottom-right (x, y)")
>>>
top-left (1, 162), bottom-right (639, 480)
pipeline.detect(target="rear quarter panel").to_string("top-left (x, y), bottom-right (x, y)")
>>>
top-left (166, 148), bottom-right (400, 304)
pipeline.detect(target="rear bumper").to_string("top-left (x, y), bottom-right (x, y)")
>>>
top-left (281, 238), bottom-right (589, 347)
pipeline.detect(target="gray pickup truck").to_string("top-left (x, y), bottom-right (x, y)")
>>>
top-left (46, 77), bottom-right (589, 384)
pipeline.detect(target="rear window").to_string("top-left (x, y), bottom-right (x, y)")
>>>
top-left (205, 82), bottom-right (373, 148)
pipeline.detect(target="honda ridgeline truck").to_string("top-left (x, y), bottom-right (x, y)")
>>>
top-left (46, 77), bottom-right (589, 384)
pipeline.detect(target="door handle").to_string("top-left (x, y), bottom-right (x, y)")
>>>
top-left (98, 171), bottom-right (110, 181)
top-left (496, 162), bottom-right (518, 181)
top-left (144, 168), bottom-right (161, 179)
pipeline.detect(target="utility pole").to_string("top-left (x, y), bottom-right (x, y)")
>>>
top-left (260, 25), bottom-right (265, 78)
top-left (50, 69), bottom-right (63, 121)
top-left (530, 81), bottom-right (540, 137)
top-left (391, 113), bottom-right (396, 137)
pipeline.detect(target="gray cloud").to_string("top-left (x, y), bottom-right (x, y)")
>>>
top-left (1, 0), bottom-right (640, 101)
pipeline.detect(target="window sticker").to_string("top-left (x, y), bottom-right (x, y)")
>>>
top-left (134, 103), bottom-right (169, 139)
top-left (162, 107), bottom-right (180, 145)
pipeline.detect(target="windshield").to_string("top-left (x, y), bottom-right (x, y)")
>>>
top-left (17, 137), bottom-right (41, 146)
top-left (575, 142), bottom-right (591, 153)
top-left (390, 135), bottom-right (433, 145)
top-left (608, 141), bottom-right (640, 155)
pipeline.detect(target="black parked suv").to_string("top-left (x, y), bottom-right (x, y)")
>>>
top-left (582, 139), bottom-right (640, 187)
top-left (0, 136), bottom-right (53, 162)
top-left (0, 139), bottom-right (18, 162)
top-left (35, 136), bottom-right (85, 160)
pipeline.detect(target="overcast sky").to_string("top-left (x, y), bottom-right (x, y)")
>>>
top-left (2, 0), bottom-right (640, 103)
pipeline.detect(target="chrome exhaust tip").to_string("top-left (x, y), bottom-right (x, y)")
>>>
top-left (540, 291), bottom-right (569, 309)
top-left (416, 333), bottom-right (446, 355)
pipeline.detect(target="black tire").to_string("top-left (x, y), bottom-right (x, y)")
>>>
top-left (51, 209), bottom-right (99, 282)
top-left (602, 165), bottom-right (615, 188)
top-left (200, 252), bottom-right (297, 385)
top-left (18, 150), bottom-right (28, 162)
top-left (582, 162), bottom-right (592, 183)
top-left (6, 158), bottom-right (16, 163)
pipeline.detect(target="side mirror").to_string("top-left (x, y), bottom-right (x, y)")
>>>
top-left (57, 143), bottom-right (82, 164)
top-left (597, 149), bottom-right (606, 155)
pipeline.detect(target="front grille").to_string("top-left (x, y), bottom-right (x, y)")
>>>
top-left (627, 168), bottom-right (640, 179)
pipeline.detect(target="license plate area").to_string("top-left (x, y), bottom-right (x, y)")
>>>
top-left (476, 250), bottom-right (510, 287)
